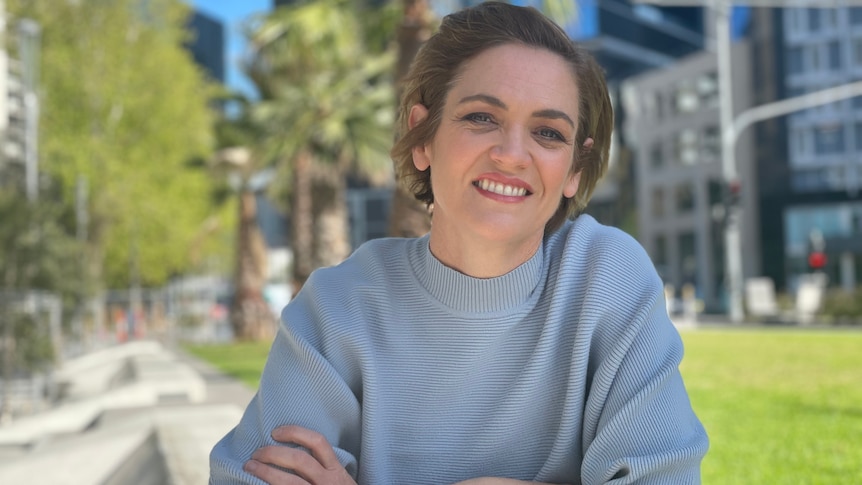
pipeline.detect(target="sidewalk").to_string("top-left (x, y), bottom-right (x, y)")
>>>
top-left (0, 340), bottom-right (255, 485)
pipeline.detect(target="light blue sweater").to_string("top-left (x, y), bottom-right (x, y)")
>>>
top-left (210, 215), bottom-right (708, 484)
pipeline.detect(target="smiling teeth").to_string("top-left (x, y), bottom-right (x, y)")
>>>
top-left (478, 179), bottom-right (527, 197)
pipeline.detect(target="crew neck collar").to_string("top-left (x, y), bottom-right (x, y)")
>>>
top-left (408, 235), bottom-right (545, 314)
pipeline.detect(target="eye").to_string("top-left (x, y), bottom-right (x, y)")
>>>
top-left (462, 112), bottom-right (494, 124)
top-left (536, 127), bottom-right (566, 142)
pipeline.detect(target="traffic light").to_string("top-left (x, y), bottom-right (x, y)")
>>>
top-left (724, 179), bottom-right (741, 208)
top-left (807, 229), bottom-right (827, 271)
top-left (807, 251), bottom-right (827, 270)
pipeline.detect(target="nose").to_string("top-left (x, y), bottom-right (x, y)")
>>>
top-left (489, 128), bottom-right (530, 169)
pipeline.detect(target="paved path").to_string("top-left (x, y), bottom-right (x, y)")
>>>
top-left (0, 340), bottom-right (255, 485)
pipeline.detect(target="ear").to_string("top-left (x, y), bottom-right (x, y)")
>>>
top-left (409, 104), bottom-right (431, 171)
top-left (564, 170), bottom-right (581, 199)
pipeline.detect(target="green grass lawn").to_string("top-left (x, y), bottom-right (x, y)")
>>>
top-left (186, 328), bottom-right (862, 484)
top-left (679, 328), bottom-right (862, 485)
top-left (185, 340), bottom-right (272, 388)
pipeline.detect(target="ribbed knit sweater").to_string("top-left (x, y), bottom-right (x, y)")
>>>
top-left (210, 215), bottom-right (708, 484)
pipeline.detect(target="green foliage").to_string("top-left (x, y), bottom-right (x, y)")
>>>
top-left (680, 329), bottom-right (862, 484)
top-left (8, 0), bottom-right (225, 288)
top-left (0, 191), bottom-right (83, 296)
top-left (0, 192), bottom-right (76, 372)
top-left (819, 288), bottom-right (862, 323)
top-left (246, 0), bottom-right (396, 199)
top-left (1, 312), bottom-right (55, 373)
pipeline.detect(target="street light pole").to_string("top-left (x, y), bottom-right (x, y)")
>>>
top-left (712, 0), bottom-right (746, 322)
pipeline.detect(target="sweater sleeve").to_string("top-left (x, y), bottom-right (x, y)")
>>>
top-left (209, 281), bottom-right (362, 484)
top-left (580, 281), bottom-right (709, 484)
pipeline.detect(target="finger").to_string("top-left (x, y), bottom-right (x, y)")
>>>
top-left (271, 425), bottom-right (342, 470)
top-left (251, 446), bottom-right (324, 484)
top-left (244, 458), bottom-right (309, 485)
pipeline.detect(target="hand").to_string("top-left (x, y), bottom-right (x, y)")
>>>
top-left (243, 425), bottom-right (356, 485)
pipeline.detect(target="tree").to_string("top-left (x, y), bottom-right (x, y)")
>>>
top-left (210, 144), bottom-right (275, 341)
top-left (7, 0), bottom-right (223, 291)
top-left (246, 0), bottom-right (395, 290)
top-left (387, 0), bottom-right (577, 238)
top-left (0, 190), bottom-right (81, 421)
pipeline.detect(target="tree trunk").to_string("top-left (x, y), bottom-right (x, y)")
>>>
top-left (231, 189), bottom-right (275, 341)
top-left (388, 0), bottom-right (434, 238)
top-left (312, 169), bottom-right (351, 269)
top-left (291, 149), bottom-right (315, 292)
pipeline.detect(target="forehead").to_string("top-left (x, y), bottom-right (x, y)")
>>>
top-left (446, 43), bottom-right (579, 116)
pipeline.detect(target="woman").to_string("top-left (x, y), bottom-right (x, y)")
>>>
top-left (210, 3), bottom-right (708, 484)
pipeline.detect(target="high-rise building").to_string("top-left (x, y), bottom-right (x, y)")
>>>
top-left (0, 15), bottom-right (39, 196)
top-left (185, 10), bottom-right (225, 84)
top-left (755, 7), bottom-right (862, 292)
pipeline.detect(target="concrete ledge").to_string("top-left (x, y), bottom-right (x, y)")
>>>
top-left (0, 403), bottom-right (242, 485)
top-left (0, 340), bottom-right (206, 448)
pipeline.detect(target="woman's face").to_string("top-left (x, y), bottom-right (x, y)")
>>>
top-left (410, 43), bottom-right (581, 251)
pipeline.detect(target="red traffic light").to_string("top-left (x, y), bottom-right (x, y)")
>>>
top-left (808, 251), bottom-right (827, 270)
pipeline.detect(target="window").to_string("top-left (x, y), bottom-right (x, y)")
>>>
top-left (856, 122), bottom-right (862, 151)
top-left (675, 129), bottom-right (699, 165)
top-left (787, 47), bottom-right (804, 75)
top-left (675, 184), bottom-right (695, 213)
top-left (697, 73), bottom-right (719, 108)
top-left (852, 7), bottom-right (862, 26)
top-left (650, 143), bottom-right (664, 168)
top-left (808, 8), bottom-right (821, 32)
top-left (828, 41), bottom-right (842, 71)
top-left (674, 81), bottom-right (699, 113)
top-left (813, 124), bottom-right (846, 154)
top-left (853, 39), bottom-right (862, 67)
top-left (702, 126), bottom-right (720, 160)
top-left (652, 188), bottom-right (665, 217)
top-left (792, 127), bottom-right (807, 156)
top-left (678, 232), bottom-right (697, 284)
top-left (653, 236), bottom-right (667, 267)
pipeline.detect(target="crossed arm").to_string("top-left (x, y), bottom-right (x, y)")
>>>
top-left (243, 425), bottom-right (569, 485)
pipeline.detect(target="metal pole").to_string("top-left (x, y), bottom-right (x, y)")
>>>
top-left (715, 0), bottom-right (745, 322)
top-left (18, 19), bottom-right (40, 203)
top-left (24, 91), bottom-right (37, 202)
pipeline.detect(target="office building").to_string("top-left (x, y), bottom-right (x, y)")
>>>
top-left (185, 10), bottom-right (225, 84)
top-left (622, 42), bottom-right (758, 312)
top-left (757, 7), bottom-right (862, 291)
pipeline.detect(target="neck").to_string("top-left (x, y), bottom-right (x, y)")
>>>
top-left (428, 228), bottom-right (541, 278)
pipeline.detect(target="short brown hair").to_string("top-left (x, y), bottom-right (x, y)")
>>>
top-left (391, 1), bottom-right (613, 233)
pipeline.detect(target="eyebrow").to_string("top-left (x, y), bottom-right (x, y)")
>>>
top-left (458, 93), bottom-right (575, 128)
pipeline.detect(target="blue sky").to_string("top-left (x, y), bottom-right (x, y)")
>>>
top-left (188, 0), bottom-right (272, 99)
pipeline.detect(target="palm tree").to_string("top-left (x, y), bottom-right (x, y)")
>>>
top-left (210, 145), bottom-right (276, 341)
top-left (387, 0), bottom-right (578, 238)
top-left (207, 95), bottom-right (277, 341)
top-left (246, 0), bottom-right (395, 290)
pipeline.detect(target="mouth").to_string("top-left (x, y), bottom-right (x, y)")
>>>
top-left (472, 179), bottom-right (532, 197)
